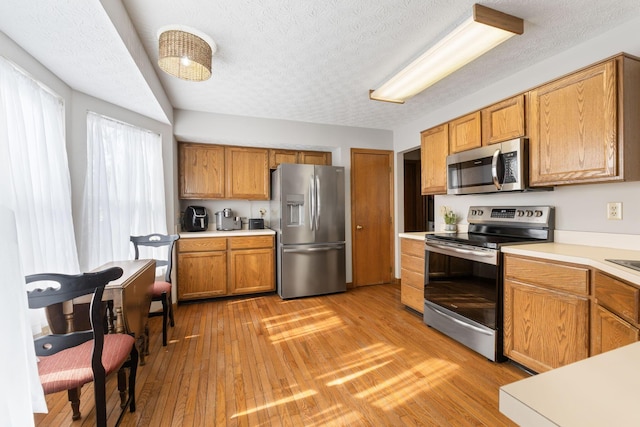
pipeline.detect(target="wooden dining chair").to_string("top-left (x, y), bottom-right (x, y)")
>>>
top-left (26, 267), bottom-right (138, 427)
top-left (130, 233), bottom-right (180, 349)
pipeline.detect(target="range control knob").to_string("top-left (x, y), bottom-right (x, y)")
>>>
top-left (534, 210), bottom-right (543, 217)
top-left (470, 209), bottom-right (477, 216)
top-left (516, 210), bottom-right (525, 217)
top-left (525, 210), bottom-right (534, 217)
top-left (476, 209), bottom-right (483, 216)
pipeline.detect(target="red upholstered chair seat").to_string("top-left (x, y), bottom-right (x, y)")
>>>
top-left (151, 280), bottom-right (171, 298)
top-left (38, 334), bottom-right (135, 394)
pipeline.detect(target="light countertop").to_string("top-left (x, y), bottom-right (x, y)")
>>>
top-left (180, 229), bottom-right (276, 238)
top-left (500, 341), bottom-right (640, 426)
top-left (398, 231), bottom-right (432, 241)
top-left (502, 242), bottom-right (640, 287)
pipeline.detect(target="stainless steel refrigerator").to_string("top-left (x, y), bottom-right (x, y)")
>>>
top-left (271, 163), bottom-right (346, 299)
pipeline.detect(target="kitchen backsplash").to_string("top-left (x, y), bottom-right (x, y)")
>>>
top-left (177, 199), bottom-right (270, 232)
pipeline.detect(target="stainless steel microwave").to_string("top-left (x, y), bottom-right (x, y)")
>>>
top-left (446, 138), bottom-right (539, 195)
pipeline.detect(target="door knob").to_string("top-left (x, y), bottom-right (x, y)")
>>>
top-left (356, 225), bottom-right (363, 230)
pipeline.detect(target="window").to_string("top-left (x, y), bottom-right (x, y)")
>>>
top-left (79, 112), bottom-right (167, 270)
top-left (0, 56), bottom-right (74, 416)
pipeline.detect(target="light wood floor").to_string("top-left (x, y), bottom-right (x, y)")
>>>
top-left (35, 283), bottom-right (528, 426)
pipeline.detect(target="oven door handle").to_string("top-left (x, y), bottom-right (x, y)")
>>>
top-left (427, 243), bottom-right (494, 258)
top-left (430, 306), bottom-right (494, 336)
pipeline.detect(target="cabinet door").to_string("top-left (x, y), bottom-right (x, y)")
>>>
top-left (179, 143), bottom-right (225, 199)
top-left (591, 304), bottom-right (639, 356)
top-left (269, 149), bottom-right (298, 169)
top-left (229, 248), bottom-right (275, 294)
top-left (400, 238), bottom-right (425, 313)
top-left (225, 146), bottom-right (270, 200)
top-left (529, 60), bottom-right (618, 186)
top-left (504, 278), bottom-right (589, 373)
top-left (449, 111), bottom-right (482, 153)
top-left (420, 124), bottom-right (448, 195)
top-left (177, 251), bottom-right (227, 300)
top-left (481, 94), bottom-right (525, 145)
top-left (299, 150), bottom-right (331, 165)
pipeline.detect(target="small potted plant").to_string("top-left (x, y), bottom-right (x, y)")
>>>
top-left (441, 205), bottom-right (457, 232)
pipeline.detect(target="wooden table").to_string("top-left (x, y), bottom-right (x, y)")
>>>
top-left (96, 259), bottom-right (155, 364)
top-left (47, 260), bottom-right (156, 364)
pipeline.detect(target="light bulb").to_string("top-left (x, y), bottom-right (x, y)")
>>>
top-left (180, 56), bottom-right (191, 67)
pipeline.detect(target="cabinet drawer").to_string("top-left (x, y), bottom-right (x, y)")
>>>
top-left (178, 237), bottom-right (227, 252)
top-left (401, 253), bottom-right (424, 274)
top-left (401, 238), bottom-right (424, 258)
top-left (401, 284), bottom-right (424, 313)
top-left (229, 235), bottom-right (274, 250)
top-left (401, 268), bottom-right (424, 290)
top-left (504, 255), bottom-right (590, 295)
top-left (595, 271), bottom-right (640, 324)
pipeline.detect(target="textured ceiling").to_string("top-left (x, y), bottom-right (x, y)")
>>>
top-left (2, 1), bottom-right (640, 130)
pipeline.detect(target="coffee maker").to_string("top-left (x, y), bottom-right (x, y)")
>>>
top-left (214, 208), bottom-right (242, 231)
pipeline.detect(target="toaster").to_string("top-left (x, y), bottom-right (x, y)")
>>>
top-left (248, 218), bottom-right (264, 230)
top-left (183, 206), bottom-right (208, 232)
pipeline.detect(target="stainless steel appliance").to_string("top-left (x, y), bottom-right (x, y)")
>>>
top-left (424, 206), bottom-right (554, 361)
top-left (446, 138), bottom-right (551, 195)
top-left (183, 206), bottom-right (208, 231)
top-left (271, 163), bottom-right (346, 299)
top-left (214, 208), bottom-right (242, 231)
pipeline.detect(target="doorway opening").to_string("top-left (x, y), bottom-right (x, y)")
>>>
top-left (403, 148), bottom-right (434, 232)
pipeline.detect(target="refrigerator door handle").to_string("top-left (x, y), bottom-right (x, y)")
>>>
top-left (315, 175), bottom-right (321, 231)
top-left (309, 174), bottom-right (315, 231)
top-left (283, 243), bottom-right (344, 253)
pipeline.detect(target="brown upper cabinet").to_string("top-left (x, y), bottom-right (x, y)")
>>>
top-left (529, 54), bottom-right (640, 186)
top-left (269, 149), bottom-right (298, 169)
top-left (179, 143), bottom-right (225, 199)
top-left (449, 111), bottom-right (482, 154)
top-left (225, 146), bottom-right (270, 200)
top-left (299, 150), bottom-right (332, 165)
top-left (481, 94), bottom-right (526, 145)
top-left (268, 149), bottom-right (332, 169)
top-left (420, 124), bottom-right (449, 195)
top-left (179, 142), bottom-right (269, 200)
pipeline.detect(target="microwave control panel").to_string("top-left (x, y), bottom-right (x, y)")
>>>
top-left (502, 151), bottom-right (518, 184)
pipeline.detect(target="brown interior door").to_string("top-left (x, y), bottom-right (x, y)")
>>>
top-left (351, 148), bottom-right (394, 287)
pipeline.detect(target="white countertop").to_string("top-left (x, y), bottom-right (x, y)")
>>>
top-left (179, 229), bottom-right (276, 238)
top-left (502, 242), bottom-right (640, 287)
top-left (500, 341), bottom-right (640, 426)
top-left (398, 231), bottom-right (433, 241)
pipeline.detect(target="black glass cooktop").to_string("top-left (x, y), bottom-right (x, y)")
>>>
top-left (426, 232), bottom-right (540, 249)
top-left (606, 259), bottom-right (640, 273)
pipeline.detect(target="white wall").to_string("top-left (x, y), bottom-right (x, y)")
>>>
top-left (174, 110), bottom-right (394, 282)
top-left (392, 15), bottom-right (640, 277)
top-left (1, 32), bottom-right (178, 261)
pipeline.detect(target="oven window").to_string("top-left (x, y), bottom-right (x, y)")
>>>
top-left (425, 252), bottom-right (498, 329)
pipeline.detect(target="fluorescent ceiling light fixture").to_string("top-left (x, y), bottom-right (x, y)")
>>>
top-left (370, 4), bottom-right (523, 104)
top-left (157, 25), bottom-right (216, 82)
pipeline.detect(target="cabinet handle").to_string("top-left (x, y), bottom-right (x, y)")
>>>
top-left (356, 225), bottom-right (363, 230)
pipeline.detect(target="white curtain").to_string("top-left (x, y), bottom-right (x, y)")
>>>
top-left (0, 57), bottom-right (79, 416)
top-left (79, 112), bottom-right (167, 271)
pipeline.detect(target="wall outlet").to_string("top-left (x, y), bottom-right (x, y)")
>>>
top-left (607, 202), bottom-right (622, 220)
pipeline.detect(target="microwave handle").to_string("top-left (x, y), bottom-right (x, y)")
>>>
top-left (491, 149), bottom-right (502, 191)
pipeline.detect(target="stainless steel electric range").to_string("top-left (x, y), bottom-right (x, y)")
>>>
top-left (423, 206), bottom-right (554, 361)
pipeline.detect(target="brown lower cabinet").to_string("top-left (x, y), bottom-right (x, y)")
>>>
top-left (504, 254), bottom-right (590, 373)
top-left (503, 253), bottom-right (640, 373)
top-left (177, 235), bottom-right (275, 301)
top-left (400, 238), bottom-right (425, 313)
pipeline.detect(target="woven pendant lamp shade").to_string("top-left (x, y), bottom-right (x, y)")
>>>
top-left (158, 30), bottom-right (212, 81)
